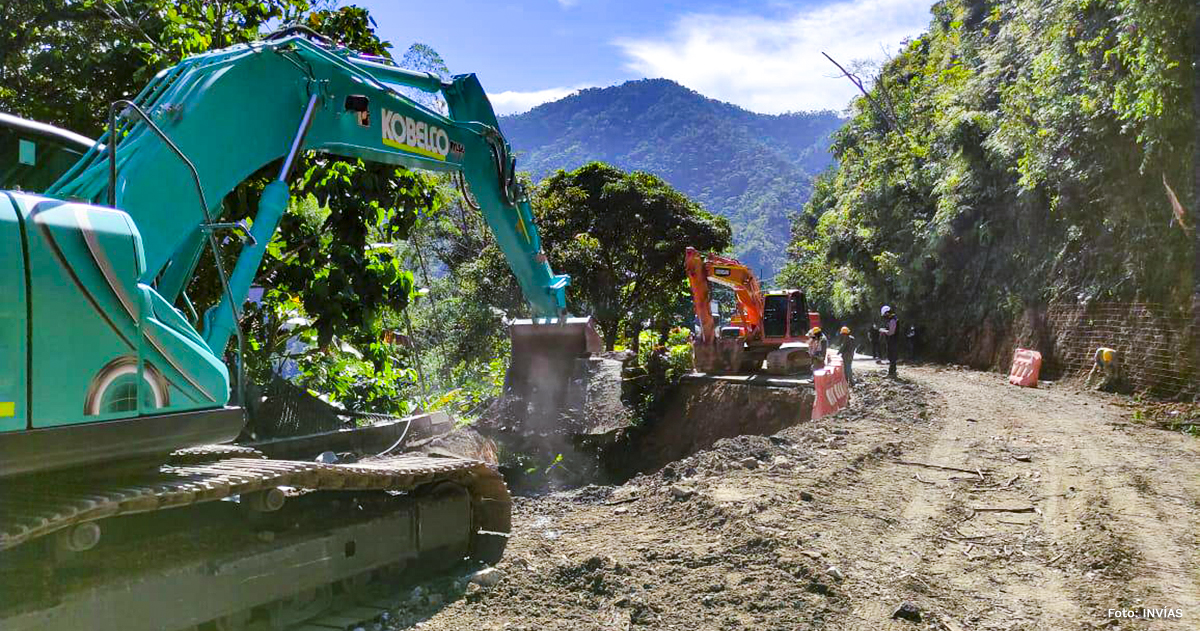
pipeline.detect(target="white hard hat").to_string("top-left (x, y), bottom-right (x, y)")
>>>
top-left (880, 305), bottom-right (892, 316)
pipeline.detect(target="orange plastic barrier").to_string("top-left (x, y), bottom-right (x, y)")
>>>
top-left (826, 353), bottom-right (850, 403)
top-left (814, 351), bottom-right (851, 419)
top-left (1008, 348), bottom-right (1042, 387)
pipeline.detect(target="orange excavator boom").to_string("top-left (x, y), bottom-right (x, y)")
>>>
top-left (685, 246), bottom-right (765, 343)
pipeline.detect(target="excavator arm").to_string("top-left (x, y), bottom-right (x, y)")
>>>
top-left (684, 246), bottom-right (764, 343)
top-left (47, 32), bottom-right (570, 357)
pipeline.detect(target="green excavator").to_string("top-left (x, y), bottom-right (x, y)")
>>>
top-left (0, 29), bottom-right (618, 630)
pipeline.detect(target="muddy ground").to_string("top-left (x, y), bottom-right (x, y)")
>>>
top-left (388, 361), bottom-right (1200, 630)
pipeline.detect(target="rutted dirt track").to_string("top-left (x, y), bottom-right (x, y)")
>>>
top-left (391, 363), bottom-right (1200, 630)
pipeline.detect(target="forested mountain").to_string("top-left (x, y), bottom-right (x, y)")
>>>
top-left (781, 0), bottom-right (1197, 367)
top-left (500, 79), bottom-right (843, 278)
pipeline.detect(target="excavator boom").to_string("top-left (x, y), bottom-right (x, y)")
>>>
top-left (47, 34), bottom-right (570, 330)
top-left (0, 32), bottom-right (614, 473)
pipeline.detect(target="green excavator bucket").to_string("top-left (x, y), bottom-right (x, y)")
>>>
top-left (491, 317), bottom-right (630, 442)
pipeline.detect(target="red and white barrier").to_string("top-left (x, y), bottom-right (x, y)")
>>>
top-left (814, 351), bottom-right (851, 419)
top-left (1008, 348), bottom-right (1042, 387)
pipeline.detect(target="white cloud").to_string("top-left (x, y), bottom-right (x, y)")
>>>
top-left (489, 86), bottom-right (587, 115)
top-left (615, 0), bottom-right (932, 113)
top-left (556, 0), bottom-right (580, 7)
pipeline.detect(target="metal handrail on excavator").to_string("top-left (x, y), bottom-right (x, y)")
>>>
top-left (105, 98), bottom-right (248, 407)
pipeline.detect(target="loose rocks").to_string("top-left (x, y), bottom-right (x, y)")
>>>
top-left (467, 567), bottom-right (505, 588)
top-left (892, 601), bottom-right (922, 622)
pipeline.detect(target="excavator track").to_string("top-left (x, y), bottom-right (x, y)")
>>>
top-left (0, 451), bottom-right (511, 631)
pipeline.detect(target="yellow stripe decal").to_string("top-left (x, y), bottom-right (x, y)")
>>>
top-left (516, 212), bottom-right (530, 243)
top-left (381, 137), bottom-right (446, 161)
top-left (0, 402), bottom-right (14, 417)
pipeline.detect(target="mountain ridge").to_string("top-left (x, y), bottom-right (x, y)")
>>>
top-left (499, 78), bottom-right (844, 278)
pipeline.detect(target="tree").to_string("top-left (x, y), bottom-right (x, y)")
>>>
top-left (1193, 6), bottom-right (1200, 302)
top-left (1192, 5), bottom-right (1199, 384)
top-left (783, 0), bottom-right (1197, 367)
top-left (534, 162), bottom-right (732, 351)
top-left (0, 0), bottom-right (314, 136)
top-left (398, 43), bottom-right (452, 114)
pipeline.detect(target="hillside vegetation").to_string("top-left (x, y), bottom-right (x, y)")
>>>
top-left (501, 79), bottom-right (843, 278)
top-left (781, 0), bottom-right (1198, 366)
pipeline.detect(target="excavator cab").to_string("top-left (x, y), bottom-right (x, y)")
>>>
top-left (762, 290), bottom-right (811, 343)
top-left (0, 115), bottom-right (240, 476)
top-left (761, 289), bottom-right (820, 374)
top-left (0, 113), bottom-right (94, 191)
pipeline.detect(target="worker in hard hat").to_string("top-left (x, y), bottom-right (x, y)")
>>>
top-left (1085, 347), bottom-right (1121, 391)
top-left (838, 326), bottom-right (856, 385)
top-left (878, 306), bottom-right (899, 378)
top-left (808, 326), bottom-right (828, 370)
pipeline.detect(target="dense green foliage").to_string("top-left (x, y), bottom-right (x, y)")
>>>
top-left (501, 79), bottom-right (843, 279)
top-left (534, 163), bottom-right (732, 349)
top-left (400, 163), bottom-right (729, 419)
top-left (411, 162), bottom-right (731, 354)
top-left (0, 0), bottom-right (316, 136)
top-left (780, 0), bottom-right (1197, 366)
top-left (625, 328), bottom-right (694, 422)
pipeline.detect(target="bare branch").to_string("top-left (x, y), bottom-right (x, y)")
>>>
top-left (98, 1), bottom-right (164, 53)
top-left (822, 51), bottom-right (903, 134)
top-left (1163, 174), bottom-right (1194, 236)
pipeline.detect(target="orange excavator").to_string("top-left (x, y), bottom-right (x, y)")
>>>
top-left (685, 247), bottom-right (820, 374)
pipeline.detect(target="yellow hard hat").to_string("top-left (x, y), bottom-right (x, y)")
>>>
top-left (1101, 348), bottom-right (1114, 363)
top-left (808, 326), bottom-right (821, 336)
top-left (840, 326), bottom-right (850, 335)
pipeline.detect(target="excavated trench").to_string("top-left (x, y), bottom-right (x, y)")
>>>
top-left (602, 379), bottom-right (815, 480)
top-left (480, 378), bottom-right (815, 493)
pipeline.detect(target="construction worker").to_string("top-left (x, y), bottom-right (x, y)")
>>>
top-left (878, 306), bottom-right (899, 378)
top-left (1084, 347), bottom-right (1121, 391)
top-left (838, 326), bottom-right (856, 385)
top-left (808, 326), bottom-right (828, 369)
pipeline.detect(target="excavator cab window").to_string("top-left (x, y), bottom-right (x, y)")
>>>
top-left (344, 95), bottom-right (370, 127)
top-left (0, 114), bottom-right (93, 192)
top-left (789, 292), bottom-right (807, 337)
top-left (762, 294), bottom-right (788, 338)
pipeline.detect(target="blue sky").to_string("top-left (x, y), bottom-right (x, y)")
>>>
top-left (357, 0), bottom-right (936, 115)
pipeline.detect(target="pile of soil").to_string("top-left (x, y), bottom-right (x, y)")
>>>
top-left (380, 373), bottom-right (935, 630)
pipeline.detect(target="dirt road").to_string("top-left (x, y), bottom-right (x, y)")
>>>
top-left (389, 364), bottom-right (1200, 630)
